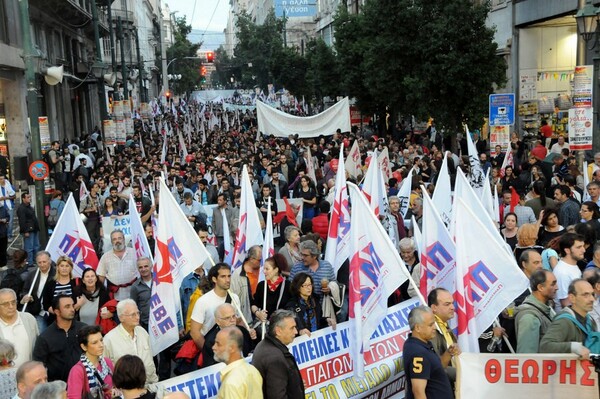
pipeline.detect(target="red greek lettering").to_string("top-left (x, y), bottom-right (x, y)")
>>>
top-left (521, 360), bottom-right (539, 383)
top-left (485, 359), bottom-right (501, 383)
top-left (504, 359), bottom-right (519, 383)
top-left (541, 360), bottom-right (557, 383)
top-left (559, 360), bottom-right (577, 384)
top-left (580, 360), bottom-right (595, 386)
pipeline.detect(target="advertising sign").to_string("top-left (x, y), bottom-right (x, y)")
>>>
top-left (568, 107), bottom-right (593, 150)
top-left (573, 65), bottom-right (593, 108)
top-left (489, 93), bottom-right (515, 126)
top-left (274, 0), bottom-right (317, 18)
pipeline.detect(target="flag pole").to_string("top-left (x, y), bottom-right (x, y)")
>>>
top-left (21, 267), bottom-right (40, 314)
top-left (493, 318), bottom-right (515, 353)
top-left (261, 198), bottom-right (272, 340)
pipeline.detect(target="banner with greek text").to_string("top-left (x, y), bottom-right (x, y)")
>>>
top-left (101, 215), bottom-right (132, 253)
top-left (458, 353), bottom-right (597, 398)
top-left (157, 298), bottom-right (420, 399)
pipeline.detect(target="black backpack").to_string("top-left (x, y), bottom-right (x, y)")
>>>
top-left (47, 206), bottom-right (59, 227)
top-left (43, 150), bottom-right (54, 170)
top-left (0, 268), bottom-right (23, 294)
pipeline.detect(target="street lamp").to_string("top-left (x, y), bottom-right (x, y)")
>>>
top-left (576, 0), bottom-right (600, 153)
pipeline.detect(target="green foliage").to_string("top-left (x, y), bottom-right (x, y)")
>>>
top-left (166, 16), bottom-right (202, 94)
top-left (333, 0), bottom-right (507, 131)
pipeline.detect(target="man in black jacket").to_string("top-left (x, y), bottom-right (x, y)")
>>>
top-left (20, 251), bottom-right (55, 332)
top-left (32, 294), bottom-right (86, 382)
top-left (252, 309), bottom-right (305, 399)
top-left (16, 192), bottom-right (40, 265)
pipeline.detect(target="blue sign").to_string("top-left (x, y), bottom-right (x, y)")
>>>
top-left (275, 0), bottom-right (317, 18)
top-left (489, 93), bottom-right (515, 126)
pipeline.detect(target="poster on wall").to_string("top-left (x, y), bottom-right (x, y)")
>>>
top-left (519, 73), bottom-right (537, 101)
top-left (115, 119), bottom-right (126, 145)
top-left (489, 125), bottom-right (510, 155)
top-left (568, 107), bottom-right (593, 150)
top-left (573, 65), bottom-right (593, 108)
top-left (38, 116), bottom-right (51, 152)
top-left (103, 120), bottom-right (116, 146)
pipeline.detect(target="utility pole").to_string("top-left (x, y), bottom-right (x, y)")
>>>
top-left (135, 30), bottom-right (144, 103)
top-left (117, 17), bottom-right (128, 100)
top-left (91, 0), bottom-right (108, 127)
top-left (18, 0), bottom-right (47, 243)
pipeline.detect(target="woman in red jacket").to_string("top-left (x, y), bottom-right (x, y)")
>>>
top-left (310, 201), bottom-right (330, 241)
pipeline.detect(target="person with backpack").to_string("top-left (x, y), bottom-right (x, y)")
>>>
top-left (46, 141), bottom-right (65, 191)
top-left (47, 190), bottom-right (65, 233)
top-left (540, 279), bottom-right (597, 358)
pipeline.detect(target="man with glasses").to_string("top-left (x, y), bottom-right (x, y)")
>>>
top-left (231, 245), bottom-right (262, 322)
top-left (289, 241), bottom-right (336, 301)
top-left (0, 288), bottom-right (38, 367)
top-left (540, 279), bottom-right (596, 359)
top-left (16, 193), bottom-right (40, 265)
top-left (202, 303), bottom-right (255, 369)
top-left (103, 299), bottom-right (158, 385)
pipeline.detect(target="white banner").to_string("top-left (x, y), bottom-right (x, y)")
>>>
top-left (158, 299), bottom-right (419, 399)
top-left (458, 353), bottom-right (597, 398)
top-left (257, 97), bottom-right (351, 138)
top-left (568, 107), bottom-right (593, 151)
top-left (101, 215), bottom-right (132, 254)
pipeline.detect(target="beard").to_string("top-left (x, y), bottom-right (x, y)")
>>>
top-left (214, 350), bottom-right (230, 364)
top-left (113, 242), bottom-right (125, 251)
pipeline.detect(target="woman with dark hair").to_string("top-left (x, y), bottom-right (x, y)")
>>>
top-left (501, 212), bottom-right (518, 251)
top-left (580, 201), bottom-right (600, 240)
top-left (525, 180), bottom-right (555, 219)
top-left (76, 267), bottom-right (112, 326)
top-left (501, 165), bottom-right (521, 192)
top-left (67, 325), bottom-right (115, 399)
top-left (537, 208), bottom-right (565, 247)
top-left (252, 254), bottom-right (291, 324)
top-left (295, 176), bottom-right (317, 220)
top-left (285, 272), bottom-right (335, 337)
top-left (112, 355), bottom-right (155, 399)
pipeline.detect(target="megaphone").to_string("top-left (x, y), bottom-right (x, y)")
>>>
top-left (44, 65), bottom-right (64, 85)
top-left (103, 73), bottom-right (116, 86)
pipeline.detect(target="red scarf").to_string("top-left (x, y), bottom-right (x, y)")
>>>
top-left (267, 276), bottom-right (284, 292)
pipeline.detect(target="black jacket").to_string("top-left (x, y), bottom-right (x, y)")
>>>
top-left (32, 320), bottom-right (86, 381)
top-left (252, 335), bottom-right (305, 399)
top-left (20, 266), bottom-right (56, 315)
top-left (17, 203), bottom-right (39, 234)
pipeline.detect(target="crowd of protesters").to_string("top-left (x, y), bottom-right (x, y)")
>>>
top-left (0, 98), bottom-right (597, 398)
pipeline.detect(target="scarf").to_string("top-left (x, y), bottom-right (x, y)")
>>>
top-left (286, 243), bottom-right (302, 265)
top-left (80, 353), bottom-right (111, 395)
top-left (298, 297), bottom-right (317, 332)
top-left (267, 276), bottom-right (284, 292)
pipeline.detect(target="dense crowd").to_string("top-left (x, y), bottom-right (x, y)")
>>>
top-left (0, 99), bottom-right (597, 398)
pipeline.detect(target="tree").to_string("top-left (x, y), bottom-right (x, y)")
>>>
top-left (166, 16), bottom-right (202, 95)
top-left (305, 38), bottom-right (342, 100)
top-left (334, 0), bottom-right (506, 133)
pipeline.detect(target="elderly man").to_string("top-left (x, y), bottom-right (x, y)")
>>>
top-left (14, 361), bottom-right (48, 399)
top-left (540, 279), bottom-right (596, 359)
top-left (0, 288), bottom-right (38, 367)
top-left (103, 299), bottom-right (158, 385)
top-left (96, 230), bottom-right (139, 300)
top-left (403, 306), bottom-right (454, 399)
top-left (32, 295), bottom-right (85, 382)
top-left (30, 381), bottom-right (66, 399)
top-left (515, 270), bottom-right (557, 353)
top-left (203, 303), bottom-right (255, 369)
top-left (180, 192), bottom-right (207, 230)
top-left (289, 241), bottom-right (336, 301)
top-left (231, 245), bottom-right (262, 323)
top-left (252, 310), bottom-right (304, 399)
top-left (20, 251), bottom-right (55, 332)
top-left (214, 327), bottom-right (263, 399)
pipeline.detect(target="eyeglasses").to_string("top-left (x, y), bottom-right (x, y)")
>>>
top-left (301, 283), bottom-right (313, 288)
top-left (0, 300), bottom-right (17, 307)
top-left (301, 253), bottom-right (313, 258)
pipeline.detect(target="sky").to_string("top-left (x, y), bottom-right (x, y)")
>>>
top-left (165, 0), bottom-right (230, 32)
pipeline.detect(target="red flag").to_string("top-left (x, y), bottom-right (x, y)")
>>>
top-left (275, 198), bottom-right (298, 227)
top-left (510, 187), bottom-right (519, 213)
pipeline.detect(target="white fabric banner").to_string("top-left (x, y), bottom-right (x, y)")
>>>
top-left (432, 152), bottom-right (452, 226)
top-left (345, 139), bottom-right (362, 178)
top-left (458, 353), bottom-right (597, 399)
top-left (257, 97), bottom-right (351, 138)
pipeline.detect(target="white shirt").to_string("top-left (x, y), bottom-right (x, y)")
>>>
top-left (191, 289), bottom-right (239, 335)
top-left (553, 260), bottom-right (582, 310)
top-left (0, 315), bottom-right (30, 367)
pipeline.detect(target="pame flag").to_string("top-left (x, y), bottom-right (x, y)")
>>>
top-left (325, 144), bottom-right (351, 275)
top-left (46, 194), bottom-right (98, 277)
top-left (231, 165), bottom-right (263, 270)
top-left (347, 182), bottom-right (410, 377)
top-left (420, 191), bottom-right (456, 300)
top-left (128, 195), bottom-right (153, 262)
top-left (149, 178), bottom-right (212, 355)
top-left (454, 198), bottom-right (529, 352)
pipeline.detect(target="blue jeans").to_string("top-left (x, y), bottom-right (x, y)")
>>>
top-left (7, 208), bottom-right (13, 239)
top-left (24, 231), bottom-right (40, 265)
top-left (35, 314), bottom-right (49, 334)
